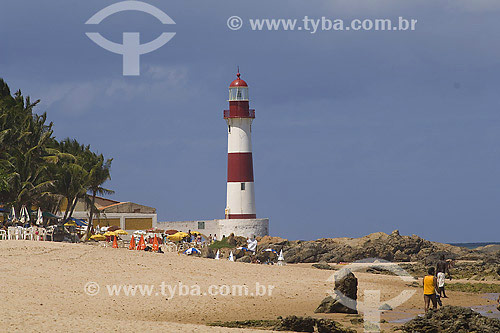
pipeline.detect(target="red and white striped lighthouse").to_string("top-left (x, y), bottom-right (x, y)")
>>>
top-left (224, 70), bottom-right (257, 219)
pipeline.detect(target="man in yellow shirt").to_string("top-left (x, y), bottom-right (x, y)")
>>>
top-left (423, 267), bottom-right (438, 312)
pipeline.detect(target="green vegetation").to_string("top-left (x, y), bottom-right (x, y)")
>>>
top-left (446, 282), bottom-right (500, 293)
top-left (0, 78), bottom-right (113, 236)
top-left (208, 237), bottom-right (234, 249)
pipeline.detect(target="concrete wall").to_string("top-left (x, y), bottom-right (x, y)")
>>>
top-left (72, 212), bottom-right (158, 231)
top-left (157, 218), bottom-right (269, 240)
top-left (156, 220), bottom-right (220, 238)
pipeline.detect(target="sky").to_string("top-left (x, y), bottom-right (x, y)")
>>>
top-left (1, 0), bottom-right (499, 243)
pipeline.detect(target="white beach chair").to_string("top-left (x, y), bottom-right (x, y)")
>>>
top-left (15, 227), bottom-right (23, 240)
top-left (37, 228), bottom-right (47, 241)
top-left (0, 230), bottom-right (6, 240)
top-left (7, 227), bottom-right (16, 240)
top-left (22, 228), bottom-right (31, 240)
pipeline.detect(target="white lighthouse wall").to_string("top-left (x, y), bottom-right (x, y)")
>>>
top-left (226, 182), bottom-right (256, 215)
top-left (227, 118), bottom-right (253, 153)
top-left (218, 218), bottom-right (269, 239)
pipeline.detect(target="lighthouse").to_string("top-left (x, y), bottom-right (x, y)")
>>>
top-left (155, 70), bottom-right (269, 239)
top-left (224, 70), bottom-right (256, 219)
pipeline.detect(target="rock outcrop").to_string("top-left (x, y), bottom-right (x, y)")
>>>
top-left (274, 316), bottom-right (355, 333)
top-left (263, 230), bottom-right (482, 264)
top-left (401, 306), bottom-right (500, 333)
top-left (315, 272), bottom-right (358, 314)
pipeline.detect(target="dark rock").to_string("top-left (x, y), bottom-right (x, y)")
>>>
top-left (401, 306), bottom-right (500, 333)
top-left (378, 303), bottom-right (392, 311)
top-left (236, 255), bottom-right (252, 263)
top-left (200, 247), bottom-right (215, 259)
top-left (275, 315), bottom-right (315, 332)
top-left (315, 272), bottom-right (357, 314)
top-left (274, 316), bottom-right (354, 333)
top-left (312, 262), bottom-right (337, 270)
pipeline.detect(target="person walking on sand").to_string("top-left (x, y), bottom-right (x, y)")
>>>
top-left (436, 255), bottom-right (451, 298)
top-left (424, 267), bottom-right (438, 312)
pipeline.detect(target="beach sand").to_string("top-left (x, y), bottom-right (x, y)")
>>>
top-left (0, 241), bottom-right (495, 332)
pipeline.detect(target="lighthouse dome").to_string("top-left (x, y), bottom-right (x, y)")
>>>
top-left (229, 72), bottom-right (248, 87)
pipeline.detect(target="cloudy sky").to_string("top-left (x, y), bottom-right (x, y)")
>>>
top-left (1, 0), bottom-right (499, 242)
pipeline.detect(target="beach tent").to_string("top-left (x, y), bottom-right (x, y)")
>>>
top-left (278, 250), bottom-right (284, 261)
top-left (228, 251), bottom-right (234, 262)
top-left (183, 248), bottom-right (201, 255)
top-left (215, 250), bottom-right (220, 260)
top-left (277, 250), bottom-right (285, 266)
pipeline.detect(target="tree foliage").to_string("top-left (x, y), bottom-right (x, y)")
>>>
top-left (0, 78), bottom-right (113, 225)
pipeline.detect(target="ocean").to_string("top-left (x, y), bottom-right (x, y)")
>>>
top-left (449, 242), bottom-right (500, 249)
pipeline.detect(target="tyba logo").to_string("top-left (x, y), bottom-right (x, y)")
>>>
top-left (85, 1), bottom-right (176, 76)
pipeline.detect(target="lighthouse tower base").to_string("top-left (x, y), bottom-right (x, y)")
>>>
top-left (156, 218), bottom-right (269, 240)
top-left (218, 218), bottom-right (269, 239)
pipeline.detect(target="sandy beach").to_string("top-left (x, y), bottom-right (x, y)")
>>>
top-left (0, 240), bottom-right (496, 332)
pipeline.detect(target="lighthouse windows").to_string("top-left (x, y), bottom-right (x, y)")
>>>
top-left (229, 87), bottom-right (249, 101)
top-left (241, 183), bottom-right (246, 191)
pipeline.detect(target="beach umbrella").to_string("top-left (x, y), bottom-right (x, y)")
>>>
top-left (164, 229), bottom-right (178, 235)
top-left (264, 248), bottom-right (277, 254)
top-left (167, 232), bottom-right (189, 242)
top-left (90, 234), bottom-right (106, 241)
top-left (183, 247), bottom-right (201, 255)
top-left (228, 251), bottom-right (234, 262)
top-left (107, 226), bottom-right (120, 232)
top-left (20, 205), bottom-right (28, 223)
top-left (64, 220), bottom-right (77, 227)
top-left (115, 229), bottom-right (128, 235)
top-left (190, 231), bottom-right (201, 236)
top-left (134, 230), bottom-right (147, 235)
top-left (9, 206), bottom-right (16, 221)
top-left (215, 250), bottom-right (220, 260)
top-left (104, 231), bottom-right (117, 237)
top-left (36, 208), bottom-right (43, 225)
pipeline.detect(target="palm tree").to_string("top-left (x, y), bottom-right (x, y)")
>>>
top-left (84, 154), bottom-right (113, 239)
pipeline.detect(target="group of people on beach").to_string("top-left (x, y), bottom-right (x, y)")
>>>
top-left (423, 255), bottom-right (452, 311)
